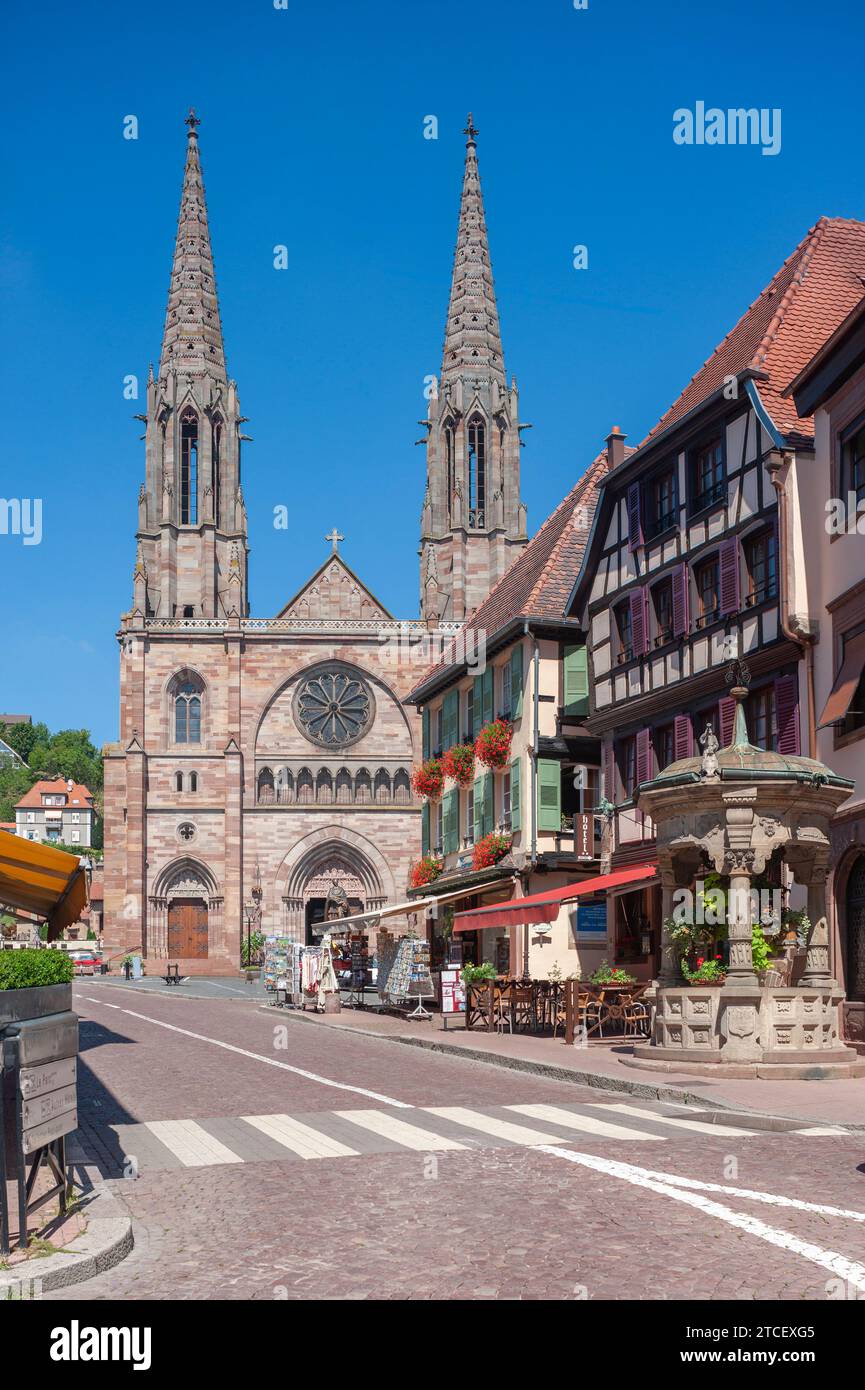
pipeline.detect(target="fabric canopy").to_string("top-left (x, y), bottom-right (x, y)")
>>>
top-left (818, 630), bottom-right (865, 728)
top-left (0, 836), bottom-right (88, 938)
top-left (452, 864), bottom-right (658, 932)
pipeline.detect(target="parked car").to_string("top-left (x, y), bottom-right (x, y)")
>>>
top-left (67, 947), bottom-right (103, 976)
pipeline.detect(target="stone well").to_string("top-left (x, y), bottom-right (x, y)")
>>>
top-left (630, 676), bottom-right (864, 1079)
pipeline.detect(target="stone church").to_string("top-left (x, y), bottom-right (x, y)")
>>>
top-left (104, 112), bottom-right (527, 972)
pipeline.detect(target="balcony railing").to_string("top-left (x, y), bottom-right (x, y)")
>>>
top-left (690, 480), bottom-right (727, 514)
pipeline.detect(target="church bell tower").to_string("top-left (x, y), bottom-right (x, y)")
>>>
top-left (419, 116), bottom-right (527, 622)
top-left (132, 111), bottom-right (249, 621)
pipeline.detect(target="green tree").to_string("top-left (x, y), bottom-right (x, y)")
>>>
top-left (0, 721), bottom-right (48, 764)
top-left (0, 764), bottom-right (36, 822)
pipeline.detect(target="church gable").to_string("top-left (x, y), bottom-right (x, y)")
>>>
top-left (277, 554), bottom-right (392, 622)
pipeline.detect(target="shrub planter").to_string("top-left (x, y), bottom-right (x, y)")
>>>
top-left (0, 983), bottom-right (73, 1028)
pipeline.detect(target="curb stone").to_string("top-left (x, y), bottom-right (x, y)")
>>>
top-left (265, 1004), bottom-right (865, 1134)
top-left (0, 1185), bottom-right (133, 1298)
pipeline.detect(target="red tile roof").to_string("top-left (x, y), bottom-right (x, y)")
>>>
top-left (15, 778), bottom-right (95, 810)
top-left (410, 445), bottom-right (617, 697)
top-left (643, 217), bottom-right (865, 447)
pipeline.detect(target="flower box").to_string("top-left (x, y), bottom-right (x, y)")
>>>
top-left (474, 720), bottom-right (513, 770)
top-left (442, 743), bottom-right (475, 789)
top-left (411, 758), bottom-right (444, 802)
top-left (472, 832), bottom-right (513, 871)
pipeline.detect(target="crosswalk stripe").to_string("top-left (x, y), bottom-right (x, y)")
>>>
top-left (242, 1113), bottom-right (359, 1159)
top-left (508, 1103), bottom-right (667, 1142)
top-left (145, 1119), bottom-right (242, 1167)
top-left (585, 1103), bottom-right (757, 1137)
top-left (424, 1106), bottom-right (567, 1146)
top-left (792, 1126), bottom-right (848, 1136)
top-left (336, 1109), bottom-right (467, 1151)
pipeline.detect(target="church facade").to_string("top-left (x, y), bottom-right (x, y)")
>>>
top-left (104, 112), bottom-right (527, 972)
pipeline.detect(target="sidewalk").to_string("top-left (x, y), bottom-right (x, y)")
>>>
top-left (269, 1003), bottom-right (865, 1129)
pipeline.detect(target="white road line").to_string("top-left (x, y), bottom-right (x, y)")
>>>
top-left (537, 1145), bottom-right (865, 1294)
top-left (586, 1102), bottom-right (756, 1137)
top-left (243, 1114), bottom-right (359, 1160)
top-left (78, 995), bottom-right (410, 1108)
top-left (579, 1159), bottom-right (865, 1223)
top-left (336, 1109), bottom-right (467, 1151)
top-left (426, 1106), bottom-right (567, 1146)
top-left (145, 1119), bottom-right (242, 1167)
top-left (508, 1103), bottom-right (666, 1142)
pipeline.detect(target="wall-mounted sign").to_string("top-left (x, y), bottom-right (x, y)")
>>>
top-left (573, 899), bottom-right (607, 939)
top-left (575, 813), bottom-right (594, 859)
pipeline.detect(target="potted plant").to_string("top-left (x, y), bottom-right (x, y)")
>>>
top-left (0, 948), bottom-right (74, 1027)
top-left (411, 757), bottom-right (444, 802)
top-left (410, 853), bottom-right (444, 889)
top-left (461, 961), bottom-right (496, 985)
top-left (681, 957), bottom-right (727, 985)
top-left (472, 831), bottom-right (513, 871)
top-left (474, 719), bottom-right (513, 770)
top-left (442, 742), bottom-right (475, 788)
top-left (590, 961), bottom-right (636, 986)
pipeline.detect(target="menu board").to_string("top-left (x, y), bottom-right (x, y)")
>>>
top-left (440, 968), bottom-right (466, 1016)
top-left (349, 934), bottom-right (368, 987)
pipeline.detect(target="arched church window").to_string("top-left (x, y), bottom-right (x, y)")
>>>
top-left (467, 414), bottom-right (486, 528)
top-left (444, 419), bottom-right (455, 522)
top-left (180, 408), bottom-right (199, 525)
top-left (276, 768), bottom-right (294, 805)
top-left (211, 416), bottom-right (223, 526)
top-left (316, 768), bottom-right (333, 804)
top-left (175, 771), bottom-right (184, 792)
top-left (374, 768), bottom-right (391, 804)
top-left (174, 679), bottom-right (202, 744)
top-left (189, 772), bottom-right (198, 792)
top-left (257, 768), bottom-right (275, 805)
top-left (355, 768), bottom-right (371, 804)
top-left (336, 768), bottom-right (352, 804)
top-left (296, 768), bottom-right (314, 804)
top-left (393, 768), bottom-right (411, 805)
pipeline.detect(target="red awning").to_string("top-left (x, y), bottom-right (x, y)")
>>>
top-left (452, 864), bottom-right (657, 932)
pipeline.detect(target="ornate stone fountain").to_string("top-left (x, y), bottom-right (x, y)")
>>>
top-left (631, 665), bottom-right (863, 1078)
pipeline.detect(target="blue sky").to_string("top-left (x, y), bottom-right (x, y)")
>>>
top-left (1, 0), bottom-right (863, 747)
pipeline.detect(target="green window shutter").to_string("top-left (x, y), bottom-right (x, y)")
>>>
top-left (422, 709), bottom-right (430, 759)
top-left (563, 645), bottom-right (589, 718)
top-left (473, 776), bottom-right (483, 842)
top-left (510, 756), bottom-right (521, 831)
top-left (483, 772), bottom-right (494, 837)
top-left (473, 675), bottom-right (483, 735)
top-left (421, 801), bottom-right (430, 856)
top-left (511, 644), bottom-right (524, 718)
top-left (443, 788), bottom-right (457, 854)
top-left (443, 689), bottom-right (458, 751)
top-left (482, 667), bottom-right (494, 725)
top-left (537, 758), bottom-right (562, 832)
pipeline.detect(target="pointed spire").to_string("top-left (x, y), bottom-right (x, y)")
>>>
top-left (159, 110), bottom-right (227, 379)
top-left (441, 114), bottom-right (505, 388)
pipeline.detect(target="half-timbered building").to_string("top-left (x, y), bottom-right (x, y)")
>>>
top-left (567, 217), bottom-right (865, 983)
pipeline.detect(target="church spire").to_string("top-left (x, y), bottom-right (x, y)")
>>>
top-left (159, 109), bottom-right (227, 380)
top-left (440, 114), bottom-right (505, 389)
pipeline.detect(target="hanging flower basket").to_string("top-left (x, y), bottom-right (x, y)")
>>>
top-left (411, 757), bottom-right (444, 802)
top-left (474, 719), bottom-right (513, 770)
top-left (472, 831), bottom-right (513, 871)
top-left (442, 742), bottom-right (475, 788)
top-left (410, 853), bottom-right (444, 889)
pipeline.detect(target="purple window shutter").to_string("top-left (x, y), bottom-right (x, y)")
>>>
top-left (671, 563), bottom-right (689, 637)
top-left (775, 674), bottom-right (801, 755)
top-left (719, 696), bottom-right (735, 748)
top-left (719, 537), bottom-right (740, 616)
top-left (673, 714), bottom-right (693, 761)
top-left (630, 586), bottom-right (647, 656)
top-left (627, 483), bottom-right (642, 552)
top-left (635, 729), bottom-right (651, 785)
top-left (603, 741), bottom-right (616, 801)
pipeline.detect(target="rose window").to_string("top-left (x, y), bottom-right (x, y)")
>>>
top-left (295, 670), bottom-right (373, 747)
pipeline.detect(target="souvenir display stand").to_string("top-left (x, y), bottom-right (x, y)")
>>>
top-left (379, 935), bottom-right (435, 1019)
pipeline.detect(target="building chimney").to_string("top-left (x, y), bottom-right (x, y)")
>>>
top-left (605, 425), bottom-right (627, 470)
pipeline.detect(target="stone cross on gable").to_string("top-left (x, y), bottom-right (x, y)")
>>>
top-left (326, 527), bottom-right (344, 554)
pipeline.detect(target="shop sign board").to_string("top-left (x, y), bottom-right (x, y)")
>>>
top-left (441, 968), bottom-right (466, 1024)
top-left (575, 813), bottom-right (594, 860)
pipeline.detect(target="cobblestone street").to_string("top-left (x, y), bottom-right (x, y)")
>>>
top-left (44, 983), bottom-right (865, 1302)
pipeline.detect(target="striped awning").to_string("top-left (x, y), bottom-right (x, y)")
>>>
top-left (0, 836), bottom-right (87, 938)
